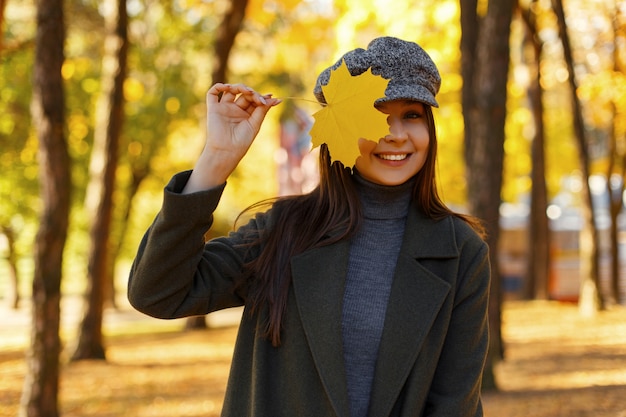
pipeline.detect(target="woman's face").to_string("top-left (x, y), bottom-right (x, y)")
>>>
top-left (354, 100), bottom-right (430, 186)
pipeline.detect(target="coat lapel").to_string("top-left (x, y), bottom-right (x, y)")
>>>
top-left (368, 210), bottom-right (458, 417)
top-left (291, 241), bottom-right (351, 417)
top-left (290, 209), bottom-right (460, 417)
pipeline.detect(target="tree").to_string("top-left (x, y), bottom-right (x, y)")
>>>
top-left (0, 0), bottom-right (39, 312)
top-left (1, 225), bottom-right (20, 308)
top-left (185, 0), bottom-right (250, 330)
top-left (71, 0), bottom-right (128, 361)
top-left (552, 0), bottom-right (603, 314)
top-left (212, 0), bottom-right (248, 84)
top-left (19, 0), bottom-right (70, 415)
top-left (0, 0), bottom-right (6, 52)
top-left (460, 0), bottom-right (516, 391)
top-left (604, 1), bottom-right (625, 306)
top-left (520, 0), bottom-right (551, 300)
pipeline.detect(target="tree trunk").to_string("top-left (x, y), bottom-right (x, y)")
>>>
top-left (607, 150), bottom-right (623, 306)
top-left (0, 0), bottom-right (6, 52)
top-left (19, 0), bottom-right (70, 415)
top-left (2, 225), bottom-right (20, 309)
top-left (71, 0), bottom-right (128, 361)
top-left (460, 0), bottom-right (479, 165)
top-left (185, 0), bottom-right (250, 330)
top-left (212, 0), bottom-right (249, 83)
top-left (551, 0), bottom-right (603, 314)
top-left (605, 5), bottom-right (626, 307)
top-left (521, 0), bottom-right (551, 300)
top-left (605, 98), bottom-right (625, 307)
top-left (460, 0), bottom-right (516, 391)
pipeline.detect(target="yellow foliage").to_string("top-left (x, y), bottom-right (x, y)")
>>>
top-left (165, 97), bottom-right (181, 115)
top-left (124, 78), bottom-right (145, 102)
top-left (81, 78), bottom-right (99, 94)
top-left (439, 73), bottom-right (463, 95)
top-left (62, 60), bottom-right (76, 80)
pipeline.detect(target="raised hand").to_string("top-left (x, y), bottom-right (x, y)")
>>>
top-left (183, 83), bottom-right (282, 193)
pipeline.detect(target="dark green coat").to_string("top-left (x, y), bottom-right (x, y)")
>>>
top-left (128, 171), bottom-right (490, 417)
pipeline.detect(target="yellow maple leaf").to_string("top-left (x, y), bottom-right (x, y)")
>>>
top-left (309, 60), bottom-right (390, 167)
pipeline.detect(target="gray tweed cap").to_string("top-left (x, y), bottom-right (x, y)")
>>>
top-left (313, 36), bottom-right (441, 108)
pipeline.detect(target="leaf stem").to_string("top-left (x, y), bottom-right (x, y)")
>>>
top-left (278, 97), bottom-right (326, 106)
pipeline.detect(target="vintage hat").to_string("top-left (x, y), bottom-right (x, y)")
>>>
top-left (313, 36), bottom-right (441, 108)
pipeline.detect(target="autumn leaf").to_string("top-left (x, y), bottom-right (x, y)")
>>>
top-left (309, 60), bottom-right (390, 167)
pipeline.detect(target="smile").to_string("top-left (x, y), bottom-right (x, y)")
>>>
top-left (377, 154), bottom-right (409, 161)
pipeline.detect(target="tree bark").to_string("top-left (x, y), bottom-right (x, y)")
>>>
top-left (19, 0), bottom-right (70, 415)
top-left (551, 0), bottom-right (603, 314)
top-left (605, 4), bottom-right (626, 306)
top-left (212, 0), bottom-right (249, 83)
top-left (606, 116), bottom-right (625, 306)
top-left (460, 0), bottom-right (479, 165)
top-left (71, 0), bottom-right (128, 361)
top-left (461, 0), bottom-right (516, 391)
top-left (0, 0), bottom-right (6, 52)
top-left (2, 225), bottom-right (20, 309)
top-left (521, 0), bottom-right (551, 300)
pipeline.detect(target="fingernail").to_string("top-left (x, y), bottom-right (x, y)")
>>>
top-left (260, 96), bottom-right (267, 105)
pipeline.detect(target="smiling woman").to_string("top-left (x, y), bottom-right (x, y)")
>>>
top-left (128, 36), bottom-right (490, 417)
top-left (355, 100), bottom-right (431, 186)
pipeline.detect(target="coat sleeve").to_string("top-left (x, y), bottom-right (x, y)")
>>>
top-left (127, 171), bottom-right (262, 319)
top-left (424, 224), bottom-right (491, 417)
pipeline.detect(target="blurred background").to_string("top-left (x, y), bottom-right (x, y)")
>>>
top-left (1, 0), bottom-right (625, 416)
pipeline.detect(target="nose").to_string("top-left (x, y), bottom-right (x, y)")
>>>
top-left (384, 116), bottom-right (408, 142)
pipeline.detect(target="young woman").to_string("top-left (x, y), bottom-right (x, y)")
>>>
top-left (128, 36), bottom-right (490, 417)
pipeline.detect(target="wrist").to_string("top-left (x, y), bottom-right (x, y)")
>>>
top-left (182, 159), bottom-right (232, 194)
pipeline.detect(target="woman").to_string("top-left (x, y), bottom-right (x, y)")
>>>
top-left (128, 36), bottom-right (490, 417)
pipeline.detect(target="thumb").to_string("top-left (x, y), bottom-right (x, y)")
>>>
top-left (247, 98), bottom-right (282, 133)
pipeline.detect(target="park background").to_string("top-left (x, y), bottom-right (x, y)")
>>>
top-left (1, 0), bottom-right (626, 416)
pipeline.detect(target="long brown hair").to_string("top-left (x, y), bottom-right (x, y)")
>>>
top-left (240, 105), bottom-right (483, 347)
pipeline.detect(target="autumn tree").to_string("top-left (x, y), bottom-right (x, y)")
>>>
top-left (1, 225), bottom-right (20, 308)
top-left (1, 0), bottom-right (15, 313)
top-left (71, 0), bottom-right (128, 361)
top-left (552, 0), bottom-right (603, 314)
top-left (213, 0), bottom-right (248, 84)
top-left (603, 1), bottom-right (625, 306)
top-left (19, 0), bottom-right (70, 415)
top-left (460, 0), bottom-right (516, 391)
top-left (0, 0), bottom-right (6, 52)
top-left (520, 0), bottom-right (551, 300)
top-left (1, 1), bottom-right (40, 312)
top-left (185, 0), bottom-right (250, 330)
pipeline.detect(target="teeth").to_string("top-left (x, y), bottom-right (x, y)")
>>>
top-left (379, 154), bottom-right (408, 161)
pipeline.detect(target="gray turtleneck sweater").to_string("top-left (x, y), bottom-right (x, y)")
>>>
top-left (342, 172), bottom-right (414, 417)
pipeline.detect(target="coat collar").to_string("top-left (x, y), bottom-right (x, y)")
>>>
top-left (290, 207), bottom-right (457, 417)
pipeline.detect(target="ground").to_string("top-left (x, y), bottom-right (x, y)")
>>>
top-left (1, 299), bottom-right (625, 416)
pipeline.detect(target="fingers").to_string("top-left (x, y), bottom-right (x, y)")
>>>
top-left (206, 83), bottom-right (274, 109)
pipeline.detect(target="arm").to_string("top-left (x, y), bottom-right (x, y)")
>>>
top-left (425, 234), bottom-right (491, 417)
top-left (127, 84), bottom-right (281, 318)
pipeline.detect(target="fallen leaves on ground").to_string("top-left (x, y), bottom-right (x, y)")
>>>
top-left (483, 300), bottom-right (626, 417)
top-left (1, 301), bottom-right (625, 416)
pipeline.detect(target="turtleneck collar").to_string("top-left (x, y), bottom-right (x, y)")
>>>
top-left (352, 170), bottom-right (415, 220)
